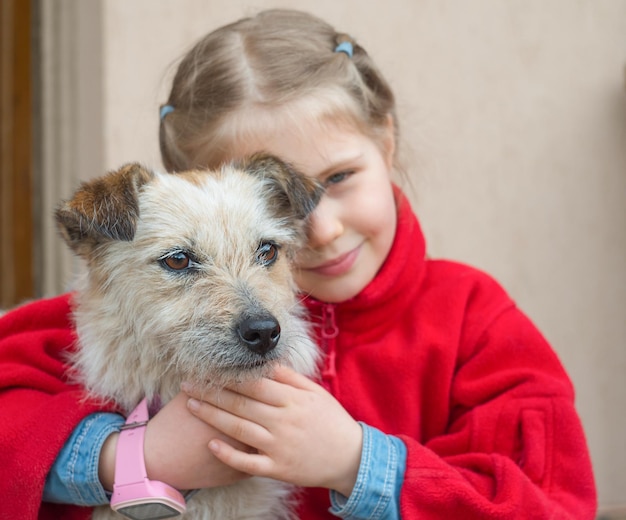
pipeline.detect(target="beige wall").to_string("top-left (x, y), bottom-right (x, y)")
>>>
top-left (42, 0), bottom-right (626, 513)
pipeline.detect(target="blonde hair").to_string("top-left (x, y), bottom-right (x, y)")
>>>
top-left (159, 9), bottom-right (397, 172)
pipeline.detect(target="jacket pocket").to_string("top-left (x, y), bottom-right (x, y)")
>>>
top-left (518, 408), bottom-right (547, 484)
top-left (485, 398), bottom-right (552, 486)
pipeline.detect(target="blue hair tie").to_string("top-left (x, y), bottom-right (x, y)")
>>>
top-left (160, 105), bottom-right (175, 120)
top-left (334, 41), bottom-right (353, 58)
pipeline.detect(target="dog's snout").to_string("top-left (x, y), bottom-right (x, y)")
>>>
top-left (237, 314), bottom-right (281, 355)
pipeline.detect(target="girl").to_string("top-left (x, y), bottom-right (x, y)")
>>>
top-left (0, 8), bottom-right (596, 520)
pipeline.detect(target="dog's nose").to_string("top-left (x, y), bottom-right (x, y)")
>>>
top-left (237, 314), bottom-right (281, 355)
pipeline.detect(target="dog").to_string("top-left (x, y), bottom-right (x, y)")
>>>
top-left (55, 154), bottom-right (323, 519)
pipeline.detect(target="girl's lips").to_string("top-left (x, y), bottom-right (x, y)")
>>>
top-left (306, 246), bottom-right (360, 277)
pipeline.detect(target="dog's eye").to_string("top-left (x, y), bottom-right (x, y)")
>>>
top-left (161, 251), bottom-right (192, 271)
top-left (256, 242), bottom-right (279, 267)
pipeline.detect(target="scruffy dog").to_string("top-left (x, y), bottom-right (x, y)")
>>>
top-left (55, 154), bottom-right (323, 519)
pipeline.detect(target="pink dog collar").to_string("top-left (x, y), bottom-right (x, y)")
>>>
top-left (110, 398), bottom-right (186, 519)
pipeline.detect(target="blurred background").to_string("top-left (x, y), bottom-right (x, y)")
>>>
top-left (1, 0), bottom-right (624, 516)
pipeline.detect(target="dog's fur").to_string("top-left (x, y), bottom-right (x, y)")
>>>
top-left (55, 155), bottom-right (323, 519)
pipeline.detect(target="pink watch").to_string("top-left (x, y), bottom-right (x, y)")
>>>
top-left (110, 398), bottom-right (186, 519)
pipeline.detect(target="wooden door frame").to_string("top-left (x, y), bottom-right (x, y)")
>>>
top-left (0, 0), bottom-right (34, 308)
top-left (1, 1), bottom-right (104, 307)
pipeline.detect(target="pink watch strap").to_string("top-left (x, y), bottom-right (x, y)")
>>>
top-left (115, 398), bottom-right (150, 485)
top-left (111, 398), bottom-right (186, 517)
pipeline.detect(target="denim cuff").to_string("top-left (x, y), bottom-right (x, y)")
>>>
top-left (329, 422), bottom-right (406, 519)
top-left (43, 412), bottom-right (125, 505)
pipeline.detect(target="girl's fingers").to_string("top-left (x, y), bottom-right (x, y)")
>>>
top-left (208, 438), bottom-right (273, 477)
top-left (227, 377), bottom-right (287, 407)
top-left (224, 365), bottom-right (320, 404)
top-left (182, 364), bottom-right (320, 408)
top-left (271, 364), bottom-right (321, 391)
top-left (187, 398), bottom-right (272, 448)
top-left (191, 384), bottom-right (279, 423)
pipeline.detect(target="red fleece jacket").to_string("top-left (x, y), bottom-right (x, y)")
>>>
top-left (0, 193), bottom-right (596, 519)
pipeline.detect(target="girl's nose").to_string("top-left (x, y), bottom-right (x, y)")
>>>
top-left (307, 198), bottom-right (343, 248)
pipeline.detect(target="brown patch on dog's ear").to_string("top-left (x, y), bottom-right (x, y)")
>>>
top-left (55, 163), bottom-right (153, 256)
top-left (239, 153), bottom-right (324, 220)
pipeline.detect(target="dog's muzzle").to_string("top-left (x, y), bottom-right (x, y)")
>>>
top-left (237, 314), bottom-right (281, 355)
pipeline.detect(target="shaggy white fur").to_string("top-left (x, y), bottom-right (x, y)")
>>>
top-left (56, 155), bottom-right (323, 519)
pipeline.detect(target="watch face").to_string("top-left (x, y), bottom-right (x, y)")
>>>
top-left (117, 502), bottom-right (182, 519)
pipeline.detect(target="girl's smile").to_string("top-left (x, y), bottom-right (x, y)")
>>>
top-left (303, 244), bottom-right (362, 277)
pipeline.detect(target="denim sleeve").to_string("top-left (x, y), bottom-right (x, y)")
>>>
top-left (43, 412), bottom-right (125, 505)
top-left (329, 423), bottom-right (407, 519)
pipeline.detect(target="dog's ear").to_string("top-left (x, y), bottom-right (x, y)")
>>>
top-left (239, 153), bottom-right (324, 221)
top-left (55, 163), bottom-right (153, 256)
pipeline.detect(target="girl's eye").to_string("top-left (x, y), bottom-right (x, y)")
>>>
top-left (325, 170), bottom-right (353, 186)
top-left (161, 251), bottom-right (191, 271)
top-left (256, 242), bottom-right (279, 267)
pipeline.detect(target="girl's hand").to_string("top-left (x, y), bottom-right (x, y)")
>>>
top-left (144, 392), bottom-right (252, 490)
top-left (184, 365), bottom-right (363, 497)
top-left (99, 392), bottom-right (251, 492)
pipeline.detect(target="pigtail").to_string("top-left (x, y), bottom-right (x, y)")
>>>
top-left (158, 103), bottom-right (177, 172)
top-left (159, 106), bottom-right (191, 173)
top-left (331, 31), bottom-right (396, 129)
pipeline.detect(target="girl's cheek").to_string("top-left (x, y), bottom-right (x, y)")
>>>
top-left (304, 209), bottom-right (342, 250)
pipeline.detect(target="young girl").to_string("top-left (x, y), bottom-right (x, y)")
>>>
top-left (0, 8), bottom-right (596, 520)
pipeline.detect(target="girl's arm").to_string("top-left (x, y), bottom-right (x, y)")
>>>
top-left (395, 306), bottom-right (597, 519)
top-left (0, 294), bottom-right (109, 519)
top-left (44, 413), bottom-right (124, 505)
top-left (328, 423), bottom-right (406, 519)
top-left (45, 392), bottom-right (251, 505)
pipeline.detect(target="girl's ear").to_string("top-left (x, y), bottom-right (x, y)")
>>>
top-left (381, 113), bottom-right (396, 172)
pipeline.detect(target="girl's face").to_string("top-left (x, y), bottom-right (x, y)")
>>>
top-left (231, 118), bottom-right (397, 303)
